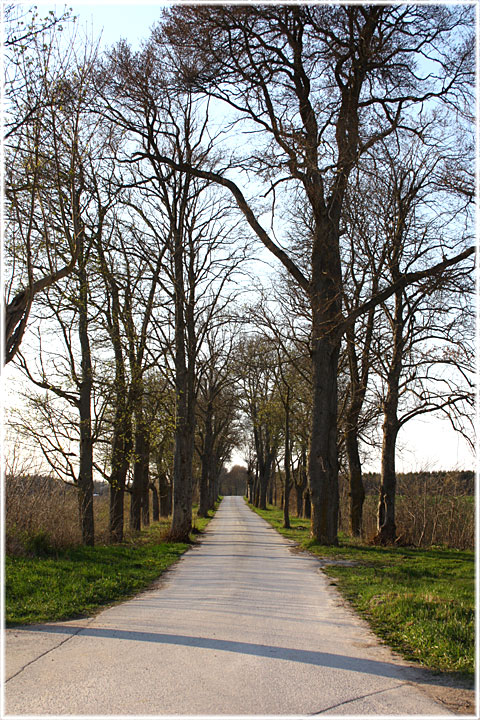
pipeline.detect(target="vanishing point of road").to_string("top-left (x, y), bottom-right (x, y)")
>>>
top-left (6, 496), bottom-right (453, 716)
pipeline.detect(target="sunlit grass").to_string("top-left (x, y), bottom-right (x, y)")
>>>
top-left (6, 499), bottom-right (222, 626)
top-left (249, 502), bottom-right (474, 680)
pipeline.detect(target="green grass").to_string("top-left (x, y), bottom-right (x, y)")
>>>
top-left (6, 501), bottom-right (221, 627)
top-left (248, 502), bottom-right (474, 681)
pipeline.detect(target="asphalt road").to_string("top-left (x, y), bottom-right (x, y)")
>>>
top-left (6, 496), bottom-right (453, 716)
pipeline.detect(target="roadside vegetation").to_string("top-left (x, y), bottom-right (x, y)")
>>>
top-left (6, 497), bottom-right (220, 626)
top-left (249, 503), bottom-right (474, 681)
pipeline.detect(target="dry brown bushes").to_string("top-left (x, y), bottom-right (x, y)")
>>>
top-left (338, 471), bottom-right (474, 549)
top-left (5, 473), bottom-right (114, 555)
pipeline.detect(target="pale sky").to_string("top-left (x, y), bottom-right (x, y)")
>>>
top-left (7, 2), bottom-right (476, 474)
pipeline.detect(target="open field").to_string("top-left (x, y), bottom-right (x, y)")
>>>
top-left (249, 503), bottom-right (474, 681)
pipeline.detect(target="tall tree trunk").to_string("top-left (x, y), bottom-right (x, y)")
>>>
top-left (141, 433), bottom-right (151, 526)
top-left (198, 405), bottom-right (213, 517)
top-left (375, 290), bottom-right (404, 544)
top-left (308, 333), bottom-right (340, 545)
top-left (303, 489), bottom-right (311, 519)
top-left (376, 416), bottom-right (399, 543)
top-left (295, 448), bottom-right (307, 517)
top-left (150, 481), bottom-right (159, 522)
top-left (267, 471), bottom-right (274, 505)
top-left (158, 464), bottom-right (172, 517)
top-left (130, 398), bottom-right (145, 532)
top-left (171, 417), bottom-right (194, 540)
top-left (96, 232), bottom-right (131, 544)
top-left (345, 424), bottom-right (365, 537)
top-left (344, 303), bottom-right (376, 538)
top-left (169, 227), bottom-right (195, 541)
top-left (108, 367), bottom-right (132, 543)
top-left (283, 387), bottom-right (291, 529)
top-left (77, 252), bottom-right (94, 546)
top-left (258, 459), bottom-right (268, 510)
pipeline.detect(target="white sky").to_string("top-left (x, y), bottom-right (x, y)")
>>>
top-left (6, 2), bottom-right (476, 475)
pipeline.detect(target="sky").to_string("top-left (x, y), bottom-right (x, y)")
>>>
top-left (5, 2), bottom-right (476, 475)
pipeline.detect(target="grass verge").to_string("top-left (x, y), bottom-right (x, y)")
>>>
top-left (6, 501), bottom-right (221, 627)
top-left (248, 502), bottom-right (474, 682)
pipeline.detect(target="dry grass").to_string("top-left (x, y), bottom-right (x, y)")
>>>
top-left (5, 473), bottom-right (137, 555)
top-left (337, 474), bottom-right (474, 549)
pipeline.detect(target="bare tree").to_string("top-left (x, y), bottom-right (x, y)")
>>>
top-left (156, 5), bottom-right (474, 543)
top-left (364, 141), bottom-right (475, 543)
top-left (4, 13), bottom-right (96, 364)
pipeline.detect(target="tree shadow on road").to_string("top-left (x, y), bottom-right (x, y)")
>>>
top-left (18, 624), bottom-right (455, 688)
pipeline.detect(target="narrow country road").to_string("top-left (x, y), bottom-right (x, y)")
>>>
top-left (6, 496), bottom-right (452, 716)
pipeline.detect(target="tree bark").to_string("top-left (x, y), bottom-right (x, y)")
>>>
top-left (169, 224), bottom-right (196, 542)
top-left (375, 290), bottom-right (403, 544)
top-left (283, 387), bottom-right (291, 529)
top-left (303, 488), bottom-right (311, 519)
top-left (308, 332), bottom-right (340, 545)
top-left (158, 465), bottom-right (172, 517)
top-left (150, 481), bottom-right (159, 522)
top-left (345, 425), bottom-right (365, 537)
top-left (77, 245), bottom-right (94, 546)
top-left (295, 448), bottom-right (308, 517)
top-left (198, 404), bottom-right (214, 517)
top-left (141, 432), bottom-right (151, 526)
top-left (130, 401), bottom-right (145, 532)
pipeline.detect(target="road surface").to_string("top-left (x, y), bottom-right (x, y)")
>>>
top-left (6, 496), bottom-right (453, 716)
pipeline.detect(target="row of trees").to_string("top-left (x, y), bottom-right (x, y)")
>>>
top-left (5, 5), bottom-right (474, 546)
top-left (5, 7), bottom-right (245, 544)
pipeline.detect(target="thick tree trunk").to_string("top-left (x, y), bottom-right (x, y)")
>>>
top-left (308, 334), bottom-right (340, 545)
top-left (259, 464), bottom-right (268, 510)
top-left (169, 222), bottom-right (196, 542)
top-left (170, 422), bottom-right (194, 540)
